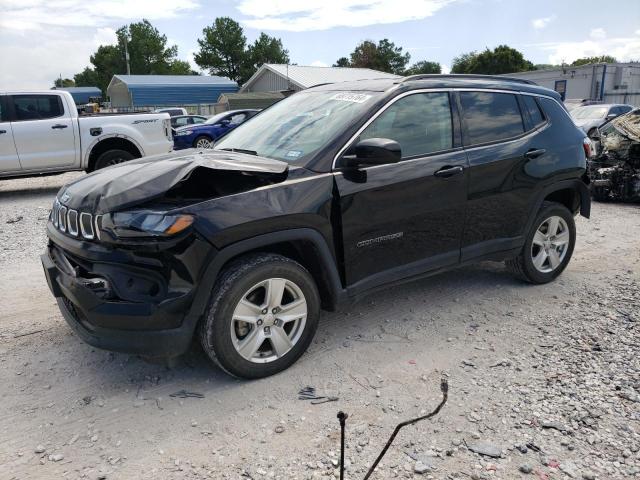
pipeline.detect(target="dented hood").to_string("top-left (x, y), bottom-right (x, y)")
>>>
top-left (59, 149), bottom-right (289, 213)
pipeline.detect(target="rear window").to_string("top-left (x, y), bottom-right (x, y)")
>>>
top-left (460, 91), bottom-right (524, 145)
top-left (522, 95), bottom-right (545, 129)
top-left (12, 95), bottom-right (64, 121)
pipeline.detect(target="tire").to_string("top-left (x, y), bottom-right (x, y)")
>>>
top-left (193, 135), bottom-right (213, 149)
top-left (94, 149), bottom-right (135, 170)
top-left (506, 201), bottom-right (576, 284)
top-left (199, 253), bottom-right (320, 379)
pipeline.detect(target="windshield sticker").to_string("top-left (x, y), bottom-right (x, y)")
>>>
top-left (330, 93), bottom-right (372, 104)
top-left (285, 150), bottom-right (303, 159)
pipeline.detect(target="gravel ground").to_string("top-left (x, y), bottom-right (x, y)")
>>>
top-left (0, 173), bottom-right (638, 480)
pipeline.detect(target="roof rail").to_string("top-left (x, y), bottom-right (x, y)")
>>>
top-left (396, 74), bottom-right (536, 85)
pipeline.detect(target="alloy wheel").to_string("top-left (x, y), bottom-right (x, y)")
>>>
top-left (530, 215), bottom-right (570, 273)
top-left (196, 138), bottom-right (213, 149)
top-left (230, 278), bottom-right (308, 363)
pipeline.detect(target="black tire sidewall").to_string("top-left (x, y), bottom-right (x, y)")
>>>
top-left (201, 256), bottom-right (320, 379)
top-left (94, 149), bottom-right (135, 170)
top-left (521, 203), bottom-right (576, 284)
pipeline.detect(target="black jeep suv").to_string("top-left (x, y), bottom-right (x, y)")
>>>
top-left (42, 75), bottom-right (591, 378)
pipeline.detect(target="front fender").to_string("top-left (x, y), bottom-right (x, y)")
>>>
top-left (186, 228), bottom-right (346, 323)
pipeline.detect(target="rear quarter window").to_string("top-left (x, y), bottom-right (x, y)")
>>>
top-left (522, 95), bottom-right (546, 129)
top-left (460, 91), bottom-right (524, 145)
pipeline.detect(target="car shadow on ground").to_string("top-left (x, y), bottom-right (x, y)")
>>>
top-left (36, 261), bottom-right (524, 402)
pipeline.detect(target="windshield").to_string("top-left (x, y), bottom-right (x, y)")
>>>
top-left (204, 112), bottom-right (231, 125)
top-left (214, 91), bottom-right (380, 163)
top-left (571, 106), bottom-right (608, 120)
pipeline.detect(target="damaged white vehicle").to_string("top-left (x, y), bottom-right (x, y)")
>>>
top-left (588, 108), bottom-right (640, 202)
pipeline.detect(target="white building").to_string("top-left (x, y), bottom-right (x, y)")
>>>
top-left (506, 63), bottom-right (640, 106)
top-left (240, 64), bottom-right (399, 93)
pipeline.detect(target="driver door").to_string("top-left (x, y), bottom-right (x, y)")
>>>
top-left (334, 91), bottom-right (468, 291)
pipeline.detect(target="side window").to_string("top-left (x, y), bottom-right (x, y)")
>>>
top-left (192, 117), bottom-right (206, 124)
top-left (174, 117), bottom-right (189, 127)
top-left (460, 92), bottom-right (524, 145)
top-left (12, 95), bottom-right (64, 121)
top-left (359, 92), bottom-right (453, 158)
top-left (522, 95), bottom-right (545, 129)
top-left (228, 113), bottom-right (247, 125)
top-left (620, 106), bottom-right (632, 115)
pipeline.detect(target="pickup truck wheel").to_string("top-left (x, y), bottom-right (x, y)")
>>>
top-left (193, 136), bottom-right (213, 149)
top-left (199, 253), bottom-right (320, 379)
top-left (94, 149), bottom-right (135, 170)
top-left (506, 201), bottom-right (576, 284)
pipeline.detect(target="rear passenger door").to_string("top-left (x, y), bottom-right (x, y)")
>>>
top-left (9, 94), bottom-right (77, 170)
top-left (459, 90), bottom-right (548, 260)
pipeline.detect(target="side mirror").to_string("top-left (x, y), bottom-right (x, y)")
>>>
top-left (340, 138), bottom-right (401, 169)
top-left (588, 128), bottom-right (601, 141)
top-left (606, 113), bottom-right (617, 119)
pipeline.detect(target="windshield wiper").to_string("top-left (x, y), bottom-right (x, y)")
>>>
top-left (220, 147), bottom-right (258, 156)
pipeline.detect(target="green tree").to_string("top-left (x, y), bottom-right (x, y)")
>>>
top-left (571, 55), bottom-right (617, 66)
top-left (405, 60), bottom-right (441, 75)
top-left (451, 45), bottom-right (535, 74)
top-left (74, 67), bottom-right (101, 87)
top-left (73, 20), bottom-right (193, 94)
top-left (53, 78), bottom-right (75, 88)
top-left (194, 17), bottom-right (247, 82)
top-left (333, 57), bottom-right (350, 67)
top-left (347, 39), bottom-right (410, 74)
top-left (242, 33), bottom-right (289, 83)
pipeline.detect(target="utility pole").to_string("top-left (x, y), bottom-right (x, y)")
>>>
top-left (124, 36), bottom-right (131, 75)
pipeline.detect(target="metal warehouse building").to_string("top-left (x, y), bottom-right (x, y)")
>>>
top-left (107, 75), bottom-right (238, 108)
top-left (506, 63), bottom-right (640, 106)
top-left (239, 64), bottom-right (399, 93)
top-left (52, 86), bottom-right (102, 105)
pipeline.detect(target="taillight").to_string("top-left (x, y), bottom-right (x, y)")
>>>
top-left (583, 137), bottom-right (592, 158)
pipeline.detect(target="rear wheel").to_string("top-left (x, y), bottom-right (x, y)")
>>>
top-left (199, 253), bottom-right (320, 379)
top-left (506, 201), bottom-right (576, 284)
top-left (94, 149), bottom-right (135, 170)
top-left (193, 135), bottom-right (213, 149)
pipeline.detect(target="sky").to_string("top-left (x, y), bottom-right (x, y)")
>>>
top-left (1, 0), bottom-right (639, 90)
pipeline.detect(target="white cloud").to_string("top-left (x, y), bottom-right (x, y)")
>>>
top-left (0, 0), bottom-right (200, 30)
top-left (310, 60), bottom-right (329, 67)
top-left (441, 64), bottom-right (451, 74)
top-left (590, 28), bottom-right (606, 40)
top-left (237, 0), bottom-right (458, 31)
top-left (543, 35), bottom-right (640, 65)
top-left (0, 0), bottom-right (199, 89)
top-left (532, 14), bottom-right (556, 30)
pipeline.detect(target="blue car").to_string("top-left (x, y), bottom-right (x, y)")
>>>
top-left (173, 109), bottom-right (260, 150)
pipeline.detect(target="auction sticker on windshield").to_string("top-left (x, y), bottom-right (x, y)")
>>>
top-left (330, 93), bottom-right (372, 103)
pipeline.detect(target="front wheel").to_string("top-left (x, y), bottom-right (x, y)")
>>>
top-left (199, 253), bottom-right (320, 379)
top-left (506, 201), bottom-right (576, 284)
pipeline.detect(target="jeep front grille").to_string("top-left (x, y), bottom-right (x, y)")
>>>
top-left (51, 199), bottom-right (101, 240)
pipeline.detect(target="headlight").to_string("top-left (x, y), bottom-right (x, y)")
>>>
top-left (103, 211), bottom-right (194, 238)
top-left (175, 130), bottom-right (193, 136)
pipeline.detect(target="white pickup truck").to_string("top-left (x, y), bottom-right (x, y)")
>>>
top-left (0, 91), bottom-right (173, 178)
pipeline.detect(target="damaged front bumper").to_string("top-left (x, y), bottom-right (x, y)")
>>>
top-left (41, 223), bottom-right (215, 357)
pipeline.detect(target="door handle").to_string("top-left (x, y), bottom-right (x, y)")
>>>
top-left (51, 124), bottom-right (68, 129)
top-left (434, 165), bottom-right (464, 178)
top-left (524, 148), bottom-right (546, 159)
top-left (0, 130), bottom-right (6, 134)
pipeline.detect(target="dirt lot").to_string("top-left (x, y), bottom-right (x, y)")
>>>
top-left (0, 173), bottom-right (638, 480)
